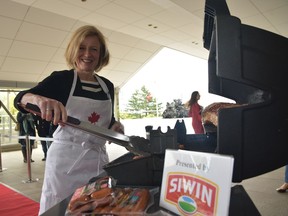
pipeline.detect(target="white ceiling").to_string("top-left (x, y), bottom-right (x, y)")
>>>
top-left (0, 0), bottom-right (287, 90)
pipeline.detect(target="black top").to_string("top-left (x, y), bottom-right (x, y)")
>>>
top-left (16, 111), bottom-right (36, 136)
top-left (14, 69), bottom-right (116, 128)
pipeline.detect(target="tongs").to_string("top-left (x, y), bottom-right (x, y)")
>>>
top-left (19, 103), bottom-right (151, 156)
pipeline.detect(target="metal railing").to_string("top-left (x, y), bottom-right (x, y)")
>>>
top-left (0, 100), bottom-right (18, 145)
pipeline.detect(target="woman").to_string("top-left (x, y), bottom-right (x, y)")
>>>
top-left (187, 91), bottom-right (204, 134)
top-left (14, 25), bottom-right (123, 214)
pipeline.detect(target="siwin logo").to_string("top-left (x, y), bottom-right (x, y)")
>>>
top-left (164, 172), bottom-right (218, 215)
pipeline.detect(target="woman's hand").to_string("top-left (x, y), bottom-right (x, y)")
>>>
top-left (110, 121), bottom-right (124, 134)
top-left (107, 121), bottom-right (124, 144)
top-left (21, 93), bottom-right (67, 125)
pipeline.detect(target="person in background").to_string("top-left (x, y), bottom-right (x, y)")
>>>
top-left (187, 91), bottom-right (204, 134)
top-left (35, 116), bottom-right (51, 161)
top-left (46, 122), bottom-right (57, 149)
top-left (14, 25), bottom-right (123, 214)
top-left (276, 165), bottom-right (288, 193)
top-left (17, 111), bottom-right (36, 163)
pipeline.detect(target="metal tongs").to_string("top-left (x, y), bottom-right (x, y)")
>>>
top-left (19, 103), bottom-right (151, 156)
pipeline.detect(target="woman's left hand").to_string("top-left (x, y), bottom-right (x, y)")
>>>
top-left (108, 121), bottom-right (124, 144)
top-left (110, 121), bottom-right (124, 134)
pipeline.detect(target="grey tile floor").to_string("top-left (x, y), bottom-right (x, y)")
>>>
top-left (0, 146), bottom-right (287, 216)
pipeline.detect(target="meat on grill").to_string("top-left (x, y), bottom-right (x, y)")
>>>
top-left (202, 102), bottom-right (243, 127)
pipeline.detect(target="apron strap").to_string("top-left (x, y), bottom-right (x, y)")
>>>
top-left (95, 75), bottom-right (111, 100)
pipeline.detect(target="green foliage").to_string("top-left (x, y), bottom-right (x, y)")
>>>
top-left (120, 86), bottom-right (162, 119)
top-left (162, 99), bottom-right (189, 118)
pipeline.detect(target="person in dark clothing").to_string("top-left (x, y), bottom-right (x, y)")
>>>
top-left (35, 116), bottom-right (51, 161)
top-left (46, 121), bottom-right (57, 149)
top-left (17, 111), bottom-right (36, 163)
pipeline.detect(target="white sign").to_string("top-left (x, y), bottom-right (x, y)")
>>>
top-left (160, 149), bottom-right (234, 216)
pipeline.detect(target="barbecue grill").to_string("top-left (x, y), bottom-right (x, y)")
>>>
top-left (203, 0), bottom-right (288, 183)
top-left (105, 0), bottom-right (288, 185)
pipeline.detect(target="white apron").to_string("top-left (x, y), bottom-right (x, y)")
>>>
top-left (39, 71), bottom-right (112, 215)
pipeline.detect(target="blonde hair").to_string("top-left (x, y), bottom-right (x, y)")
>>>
top-left (65, 25), bottom-right (110, 72)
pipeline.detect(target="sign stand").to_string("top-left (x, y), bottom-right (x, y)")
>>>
top-left (22, 135), bottom-right (39, 183)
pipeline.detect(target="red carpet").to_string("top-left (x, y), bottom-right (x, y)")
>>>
top-left (0, 183), bottom-right (39, 216)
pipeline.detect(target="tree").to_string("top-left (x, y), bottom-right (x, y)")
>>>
top-left (121, 86), bottom-right (162, 119)
top-left (162, 99), bottom-right (189, 118)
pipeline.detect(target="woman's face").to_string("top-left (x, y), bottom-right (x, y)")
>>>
top-left (75, 35), bottom-right (101, 73)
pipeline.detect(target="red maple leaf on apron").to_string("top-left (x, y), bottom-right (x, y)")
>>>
top-left (88, 112), bottom-right (100, 124)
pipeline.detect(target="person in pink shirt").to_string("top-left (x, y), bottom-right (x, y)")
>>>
top-left (188, 91), bottom-right (204, 134)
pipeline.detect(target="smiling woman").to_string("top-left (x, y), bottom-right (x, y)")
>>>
top-left (13, 25), bottom-right (124, 215)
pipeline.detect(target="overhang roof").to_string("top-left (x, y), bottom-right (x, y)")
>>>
top-left (0, 0), bottom-right (287, 89)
